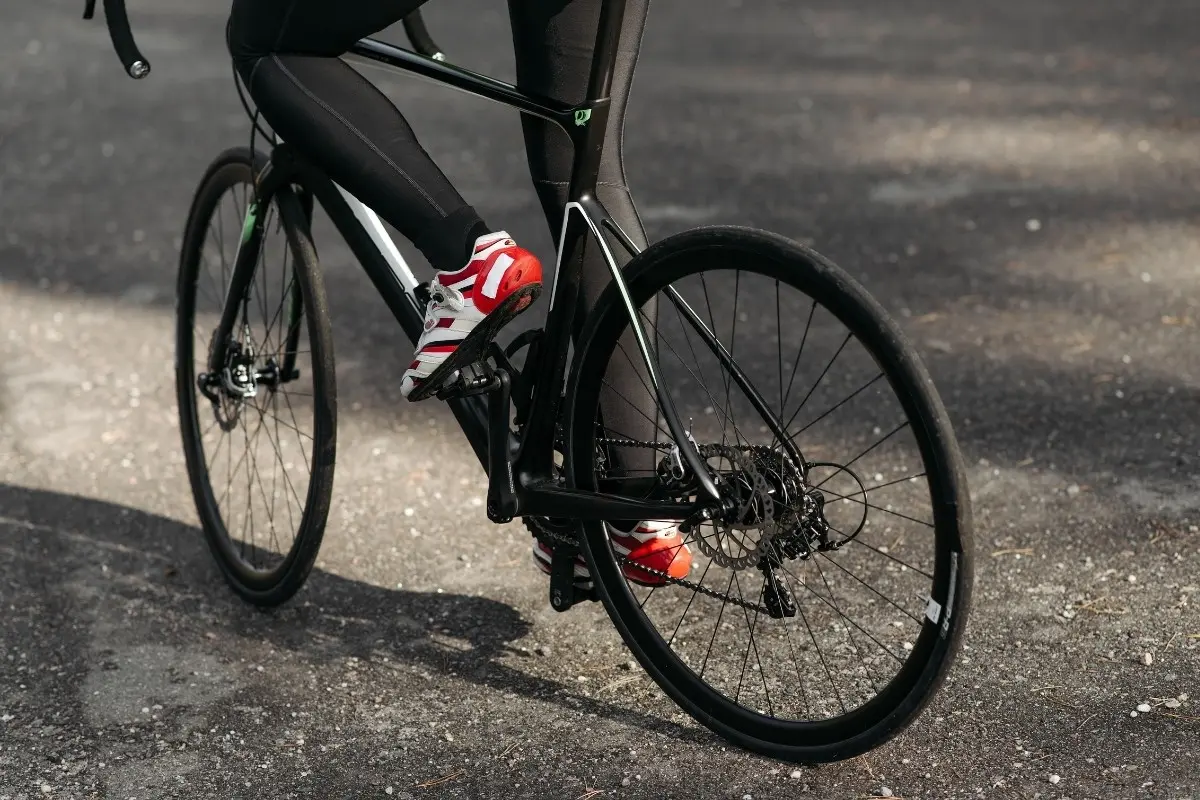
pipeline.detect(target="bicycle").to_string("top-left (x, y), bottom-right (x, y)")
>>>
top-left (87, 0), bottom-right (974, 764)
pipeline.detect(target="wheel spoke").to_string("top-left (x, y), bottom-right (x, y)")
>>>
top-left (781, 299), bottom-right (818, 412)
top-left (813, 421), bottom-right (911, 490)
top-left (790, 372), bottom-right (885, 439)
top-left (819, 485), bottom-right (934, 529)
top-left (816, 550), bottom-right (923, 624)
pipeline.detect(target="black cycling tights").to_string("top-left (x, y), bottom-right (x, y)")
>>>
top-left (227, 0), bottom-right (649, 277)
top-left (228, 0), bottom-right (659, 475)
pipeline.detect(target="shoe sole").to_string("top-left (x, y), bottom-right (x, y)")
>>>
top-left (406, 283), bottom-right (542, 402)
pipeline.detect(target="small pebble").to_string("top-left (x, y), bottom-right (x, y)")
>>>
top-left (619, 661), bottom-right (635, 671)
top-left (1165, 698), bottom-right (1181, 709)
top-left (743, 795), bottom-right (753, 800)
top-left (1142, 652), bottom-right (1153, 665)
top-left (444, 732), bottom-right (454, 742)
top-left (386, 788), bottom-right (394, 795)
top-left (1137, 703), bottom-right (1151, 713)
top-left (879, 787), bottom-right (894, 797)
top-left (1049, 774), bottom-right (1061, 785)
top-left (534, 645), bottom-right (550, 657)
top-left (790, 770), bottom-right (804, 780)
top-left (622, 778), bottom-right (631, 787)
top-left (1025, 219), bottom-right (1042, 232)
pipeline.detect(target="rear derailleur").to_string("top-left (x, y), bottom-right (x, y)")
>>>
top-left (755, 489), bottom-right (838, 619)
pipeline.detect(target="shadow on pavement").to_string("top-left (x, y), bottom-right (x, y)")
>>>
top-left (0, 482), bottom-right (713, 747)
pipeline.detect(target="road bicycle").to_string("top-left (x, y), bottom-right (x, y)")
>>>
top-left (86, 0), bottom-right (974, 763)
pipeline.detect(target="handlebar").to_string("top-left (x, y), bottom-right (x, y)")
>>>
top-left (83, 0), bottom-right (150, 79)
top-left (84, 3), bottom-right (441, 81)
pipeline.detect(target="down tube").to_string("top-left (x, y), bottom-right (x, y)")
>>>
top-left (304, 174), bottom-right (494, 471)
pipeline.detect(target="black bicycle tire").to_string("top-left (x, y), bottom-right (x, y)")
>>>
top-left (175, 146), bottom-right (337, 607)
top-left (565, 225), bottom-right (973, 763)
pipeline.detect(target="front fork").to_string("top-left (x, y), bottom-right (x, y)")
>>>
top-left (201, 158), bottom-right (306, 401)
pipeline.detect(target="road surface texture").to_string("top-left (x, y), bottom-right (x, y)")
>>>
top-left (2, 0), bottom-right (1198, 797)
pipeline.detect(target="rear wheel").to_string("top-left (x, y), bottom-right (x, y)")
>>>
top-left (567, 226), bottom-right (972, 763)
top-left (176, 147), bottom-right (337, 607)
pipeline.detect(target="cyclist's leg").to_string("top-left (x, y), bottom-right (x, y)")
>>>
top-left (510, 0), bottom-right (659, 464)
top-left (514, 0), bottom-right (690, 584)
top-left (227, 0), bottom-right (488, 272)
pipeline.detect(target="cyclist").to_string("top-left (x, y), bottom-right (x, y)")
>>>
top-left (227, 0), bottom-right (691, 587)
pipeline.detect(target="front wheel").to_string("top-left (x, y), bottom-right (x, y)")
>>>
top-left (566, 226), bottom-right (972, 763)
top-left (176, 147), bottom-right (337, 607)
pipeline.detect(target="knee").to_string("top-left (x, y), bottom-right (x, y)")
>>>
top-left (226, 2), bottom-right (266, 87)
top-left (226, 0), bottom-right (267, 64)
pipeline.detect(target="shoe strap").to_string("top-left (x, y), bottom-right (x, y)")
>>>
top-left (428, 275), bottom-right (465, 311)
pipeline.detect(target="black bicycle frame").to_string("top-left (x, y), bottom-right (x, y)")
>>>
top-left (211, 0), bottom-right (732, 525)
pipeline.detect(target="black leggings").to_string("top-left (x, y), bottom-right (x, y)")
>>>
top-left (226, 0), bottom-right (649, 276)
top-left (227, 0), bottom-right (659, 473)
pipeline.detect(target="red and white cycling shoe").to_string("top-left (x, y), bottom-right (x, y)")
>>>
top-left (533, 520), bottom-right (694, 588)
top-left (401, 231), bottom-right (542, 401)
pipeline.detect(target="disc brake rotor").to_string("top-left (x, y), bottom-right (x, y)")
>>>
top-left (693, 444), bottom-right (778, 570)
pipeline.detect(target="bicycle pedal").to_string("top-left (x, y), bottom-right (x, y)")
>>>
top-left (434, 361), bottom-right (497, 400)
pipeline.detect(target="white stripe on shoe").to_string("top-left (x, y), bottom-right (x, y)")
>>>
top-left (480, 253), bottom-right (513, 299)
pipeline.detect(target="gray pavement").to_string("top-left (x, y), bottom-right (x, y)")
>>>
top-left (2, 0), bottom-right (1199, 797)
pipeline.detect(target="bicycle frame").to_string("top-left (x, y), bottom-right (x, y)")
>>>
top-left (210, 0), bottom-right (729, 527)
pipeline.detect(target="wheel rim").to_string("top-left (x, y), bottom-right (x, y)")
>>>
top-left (183, 167), bottom-right (319, 585)
top-left (573, 233), bottom-right (967, 747)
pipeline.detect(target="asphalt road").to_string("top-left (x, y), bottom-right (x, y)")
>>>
top-left (2, 0), bottom-right (1199, 797)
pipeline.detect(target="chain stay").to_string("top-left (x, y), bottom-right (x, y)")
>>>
top-left (530, 519), bottom-right (770, 615)
top-left (530, 436), bottom-right (804, 615)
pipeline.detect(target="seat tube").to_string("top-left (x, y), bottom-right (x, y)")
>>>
top-left (585, 0), bottom-right (629, 105)
top-left (567, 0), bottom-right (629, 201)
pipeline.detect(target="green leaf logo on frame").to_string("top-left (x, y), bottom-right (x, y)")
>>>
top-left (574, 109), bottom-right (591, 126)
top-left (241, 203), bottom-right (258, 244)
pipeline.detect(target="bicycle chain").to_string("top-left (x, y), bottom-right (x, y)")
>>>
top-left (526, 436), bottom-right (806, 614)
top-left (528, 517), bottom-right (770, 614)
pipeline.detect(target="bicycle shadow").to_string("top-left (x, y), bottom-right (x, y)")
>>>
top-left (0, 482), bottom-right (711, 747)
